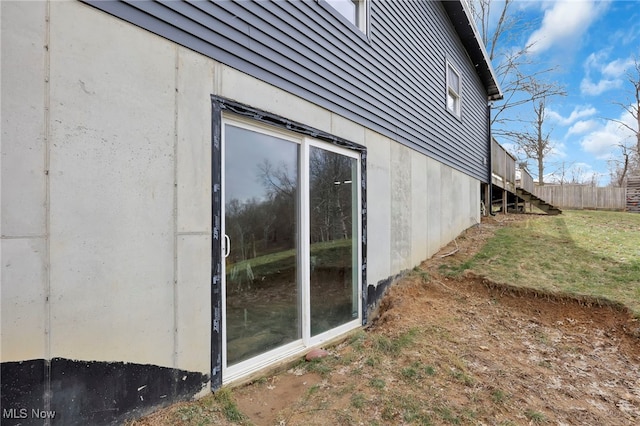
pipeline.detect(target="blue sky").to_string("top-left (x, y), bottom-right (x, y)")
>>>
top-left (486, 0), bottom-right (640, 185)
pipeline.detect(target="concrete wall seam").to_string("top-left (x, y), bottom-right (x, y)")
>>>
top-left (173, 45), bottom-right (180, 373)
top-left (44, 0), bottom-right (53, 417)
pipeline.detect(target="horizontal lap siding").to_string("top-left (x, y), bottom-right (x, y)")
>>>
top-left (84, 0), bottom-right (489, 182)
top-left (373, 0), bottom-right (488, 175)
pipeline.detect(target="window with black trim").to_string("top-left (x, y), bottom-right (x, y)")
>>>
top-left (325, 0), bottom-right (368, 33)
top-left (446, 61), bottom-right (462, 119)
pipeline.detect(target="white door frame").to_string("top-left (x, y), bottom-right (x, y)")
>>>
top-left (220, 113), bottom-right (362, 384)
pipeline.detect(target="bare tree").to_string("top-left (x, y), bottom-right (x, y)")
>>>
top-left (471, 0), bottom-right (513, 61)
top-left (607, 58), bottom-right (640, 186)
top-left (569, 164), bottom-right (587, 185)
top-left (309, 148), bottom-right (353, 243)
top-left (551, 161), bottom-right (573, 185)
top-left (468, 0), bottom-right (565, 137)
top-left (619, 59), bottom-right (640, 157)
top-left (503, 78), bottom-right (566, 185)
top-left (511, 100), bottom-right (552, 185)
top-left (608, 143), bottom-right (631, 187)
top-left (258, 159), bottom-right (296, 200)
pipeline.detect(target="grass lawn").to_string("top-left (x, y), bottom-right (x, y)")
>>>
top-left (446, 210), bottom-right (640, 316)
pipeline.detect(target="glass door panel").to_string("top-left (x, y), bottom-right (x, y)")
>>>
top-left (224, 125), bottom-right (300, 366)
top-left (309, 146), bottom-right (359, 336)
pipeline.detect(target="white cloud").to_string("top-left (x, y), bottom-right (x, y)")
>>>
top-left (546, 105), bottom-right (597, 126)
top-left (580, 51), bottom-right (635, 96)
top-left (580, 78), bottom-right (622, 96)
top-left (609, 17), bottom-right (640, 47)
top-left (548, 140), bottom-right (567, 160)
top-left (580, 111), bottom-right (636, 159)
top-left (602, 57), bottom-right (636, 77)
top-left (525, 1), bottom-right (607, 54)
top-left (567, 119), bottom-right (598, 135)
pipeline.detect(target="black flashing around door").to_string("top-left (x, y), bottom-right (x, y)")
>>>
top-left (210, 96), bottom-right (367, 390)
top-left (211, 99), bottom-right (223, 390)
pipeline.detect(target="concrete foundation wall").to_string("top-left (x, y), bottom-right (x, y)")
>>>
top-left (1, 0), bottom-right (49, 365)
top-left (1, 0), bottom-right (481, 377)
top-left (1, 0), bottom-right (212, 374)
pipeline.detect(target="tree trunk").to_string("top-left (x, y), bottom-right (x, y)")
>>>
top-left (618, 152), bottom-right (629, 187)
top-left (538, 158), bottom-right (544, 186)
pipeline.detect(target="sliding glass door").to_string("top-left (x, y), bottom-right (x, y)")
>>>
top-left (223, 124), bottom-right (301, 367)
top-left (221, 116), bottom-right (361, 381)
top-left (309, 146), bottom-right (359, 336)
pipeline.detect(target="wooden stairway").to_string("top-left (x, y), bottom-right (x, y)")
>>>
top-left (515, 187), bottom-right (562, 215)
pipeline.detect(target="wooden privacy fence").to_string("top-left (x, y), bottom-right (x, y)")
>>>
top-left (533, 185), bottom-right (626, 211)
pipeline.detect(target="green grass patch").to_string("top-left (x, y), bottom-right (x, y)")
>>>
top-left (304, 357), bottom-right (335, 377)
top-left (525, 409), bottom-right (547, 423)
top-left (411, 266), bottom-right (431, 283)
top-left (449, 368), bottom-right (475, 387)
top-left (491, 389), bottom-right (507, 404)
top-left (424, 365), bottom-right (436, 376)
top-left (438, 260), bottom-right (474, 277)
top-left (400, 397), bottom-right (433, 424)
top-left (144, 388), bottom-right (248, 425)
top-left (372, 328), bottom-right (419, 355)
top-left (434, 405), bottom-right (461, 424)
top-left (306, 383), bottom-right (321, 396)
top-left (401, 366), bottom-right (419, 380)
top-left (349, 330), bottom-right (367, 351)
top-left (176, 404), bottom-right (218, 425)
top-left (365, 355), bottom-right (380, 367)
top-left (369, 377), bottom-right (386, 389)
top-left (350, 393), bottom-right (366, 409)
top-left (399, 361), bottom-right (436, 383)
top-left (468, 211), bottom-right (640, 316)
top-left (213, 388), bottom-right (247, 423)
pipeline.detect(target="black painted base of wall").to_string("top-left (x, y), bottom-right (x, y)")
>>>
top-left (1, 358), bottom-right (208, 426)
top-left (365, 272), bottom-right (405, 322)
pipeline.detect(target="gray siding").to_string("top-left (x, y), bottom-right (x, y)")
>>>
top-left (85, 0), bottom-right (490, 182)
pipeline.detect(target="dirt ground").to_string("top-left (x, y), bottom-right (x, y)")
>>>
top-left (137, 214), bottom-right (640, 425)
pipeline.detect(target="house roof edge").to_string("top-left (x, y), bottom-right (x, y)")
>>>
top-left (441, 0), bottom-right (503, 101)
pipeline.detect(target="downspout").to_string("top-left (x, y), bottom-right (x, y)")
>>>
top-left (487, 101), bottom-right (496, 216)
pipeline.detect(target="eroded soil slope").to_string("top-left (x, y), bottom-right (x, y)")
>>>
top-left (134, 214), bottom-right (640, 425)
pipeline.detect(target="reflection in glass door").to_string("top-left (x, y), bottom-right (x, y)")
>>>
top-left (224, 125), bottom-right (300, 366)
top-left (309, 146), bottom-right (359, 336)
top-left (220, 114), bottom-right (362, 380)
